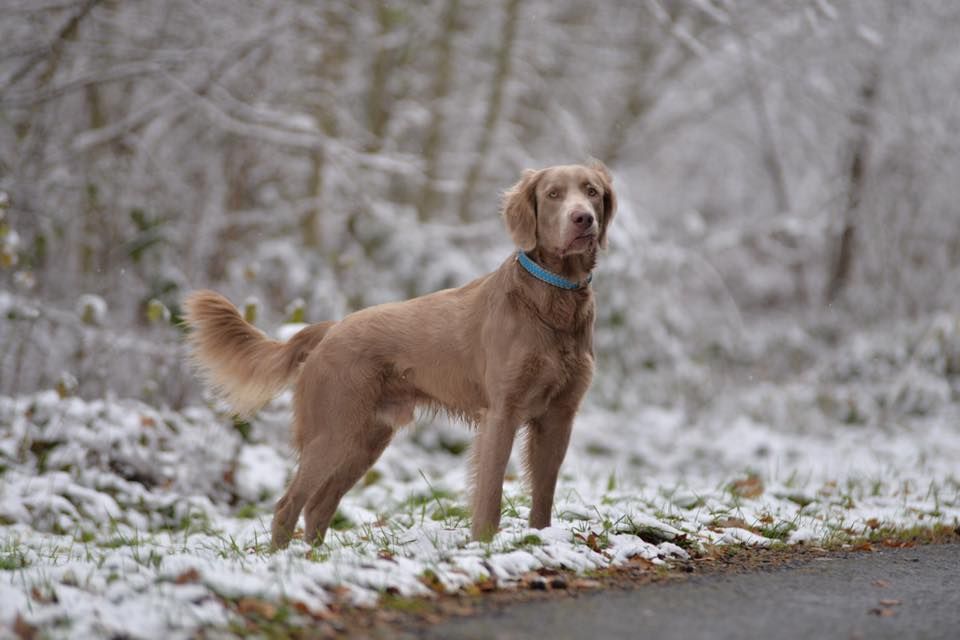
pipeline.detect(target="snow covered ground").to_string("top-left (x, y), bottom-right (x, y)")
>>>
top-left (2, 318), bottom-right (959, 638)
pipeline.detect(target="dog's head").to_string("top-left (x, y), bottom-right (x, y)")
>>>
top-left (501, 161), bottom-right (616, 258)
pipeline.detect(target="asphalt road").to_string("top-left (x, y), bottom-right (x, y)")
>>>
top-left (425, 545), bottom-right (960, 640)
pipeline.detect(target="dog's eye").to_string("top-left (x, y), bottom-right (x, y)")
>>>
top-left (586, 186), bottom-right (599, 198)
top-left (547, 190), bottom-right (560, 199)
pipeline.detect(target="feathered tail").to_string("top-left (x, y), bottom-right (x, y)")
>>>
top-left (182, 290), bottom-right (333, 416)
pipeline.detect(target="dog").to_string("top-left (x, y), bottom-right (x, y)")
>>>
top-left (183, 161), bottom-right (616, 547)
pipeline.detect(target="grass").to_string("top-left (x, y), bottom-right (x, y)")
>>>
top-left (0, 548), bottom-right (29, 570)
top-left (757, 520), bottom-right (797, 541)
top-left (3, 440), bottom-right (958, 638)
top-left (235, 504), bottom-right (260, 519)
top-left (514, 533), bottom-right (543, 548)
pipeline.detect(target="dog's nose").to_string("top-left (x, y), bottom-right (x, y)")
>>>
top-left (571, 210), bottom-right (595, 230)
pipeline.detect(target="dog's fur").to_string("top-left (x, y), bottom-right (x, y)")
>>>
top-left (184, 162), bottom-right (616, 547)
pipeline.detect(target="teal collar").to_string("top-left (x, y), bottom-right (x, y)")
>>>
top-left (517, 251), bottom-right (592, 290)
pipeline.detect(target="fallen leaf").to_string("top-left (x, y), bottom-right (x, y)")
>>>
top-left (476, 577), bottom-right (497, 592)
top-left (419, 570), bottom-right (445, 594)
top-left (237, 597), bottom-right (278, 619)
top-left (871, 579), bottom-right (891, 588)
top-left (329, 585), bottom-right (352, 602)
top-left (291, 600), bottom-right (331, 620)
top-left (878, 599), bottom-right (902, 606)
top-left (730, 475), bottom-right (764, 498)
top-left (869, 607), bottom-right (897, 617)
top-left (712, 517), bottom-right (759, 534)
top-left (30, 586), bottom-right (56, 604)
top-left (14, 614), bottom-right (37, 640)
top-left (570, 578), bottom-right (601, 590)
top-left (881, 539), bottom-right (914, 549)
top-left (627, 555), bottom-right (656, 569)
top-left (174, 568), bottom-right (200, 585)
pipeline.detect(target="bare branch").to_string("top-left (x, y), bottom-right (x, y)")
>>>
top-left (3, 0), bottom-right (101, 87)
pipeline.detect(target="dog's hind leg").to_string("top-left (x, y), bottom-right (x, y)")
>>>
top-left (271, 469), bottom-right (309, 549)
top-left (300, 420), bottom-right (393, 545)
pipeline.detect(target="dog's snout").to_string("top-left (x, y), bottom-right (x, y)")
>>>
top-left (571, 210), bottom-right (595, 231)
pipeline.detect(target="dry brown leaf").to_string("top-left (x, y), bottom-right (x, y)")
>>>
top-left (881, 539), bottom-right (915, 549)
top-left (713, 517), bottom-right (755, 531)
top-left (236, 597), bottom-right (278, 619)
top-left (419, 571), bottom-right (446, 594)
top-left (329, 585), bottom-right (353, 602)
top-left (869, 607), bottom-right (897, 617)
top-left (476, 577), bottom-right (497, 592)
top-left (872, 579), bottom-right (891, 588)
top-left (878, 599), bottom-right (902, 607)
top-left (29, 586), bottom-right (56, 604)
top-left (14, 614), bottom-right (37, 640)
top-left (627, 556), bottom-right (656, 569)
top-left (570, 578), bottom-right (602, 590)
top-left (730, 475), bottom-right (764, 498)
top-left (174, 568), bottom-right (200, 585)
top-left (291, 599), bottom-right (331, 620)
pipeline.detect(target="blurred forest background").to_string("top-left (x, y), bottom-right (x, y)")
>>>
top-left (1, 0), bottom-right (959, 414)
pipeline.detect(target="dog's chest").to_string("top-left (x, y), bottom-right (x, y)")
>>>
top-left (522, 332), bottom-right (593, 417)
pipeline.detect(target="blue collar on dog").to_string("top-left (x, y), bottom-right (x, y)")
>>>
top-left (517, 251), bottom-right (592, 290)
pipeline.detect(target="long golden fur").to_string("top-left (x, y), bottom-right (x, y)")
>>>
top-left (183, 162), bottom-right (616, 547)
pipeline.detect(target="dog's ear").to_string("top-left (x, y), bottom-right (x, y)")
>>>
top-left (502, 169), bottom-right (540, 252)
top-left (589, 160), bottom-right (617, 249)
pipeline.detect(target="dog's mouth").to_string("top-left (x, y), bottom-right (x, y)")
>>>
top-left (561, 232), bottom-right (597, 255)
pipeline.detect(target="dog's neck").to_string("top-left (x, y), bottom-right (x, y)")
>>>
top-left (523, 248), bottom-right (596, 289)
top-left (508, 248), bottom-right (596, 333)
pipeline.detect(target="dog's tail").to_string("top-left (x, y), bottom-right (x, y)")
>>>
top-left (182, 290), bottom-right (334, 417)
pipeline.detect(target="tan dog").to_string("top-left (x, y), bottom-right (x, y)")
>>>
top-left (184, 162), bottom-right (616, 547)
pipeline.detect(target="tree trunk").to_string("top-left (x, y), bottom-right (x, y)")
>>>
top-left (415, 0), bottom-right (460, 222)
top-left (457, 0), bottom-right (520, 222)
top-left (364, 1), bottom-right (396, 154)
top-left (825, 65), bottom-right (880, 304)
top-left (741, 39), bottom-right (790, 214)
top-left (301, 7), bottom-right (348, 248)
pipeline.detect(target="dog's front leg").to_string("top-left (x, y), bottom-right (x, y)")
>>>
top-left (525, 405), bottom-right (576, 529)
top-left (470, 411), bottom-right (519, 541)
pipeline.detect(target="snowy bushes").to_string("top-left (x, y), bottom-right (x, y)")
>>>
top-left (738, 314), bottom-right (960, 429)
top-left (0, 291), bottom-right (191, 405)
top-left (0, 392), bottom-right (243, 533)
